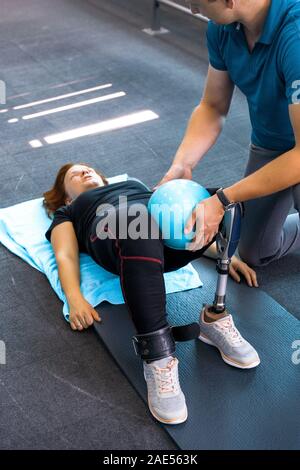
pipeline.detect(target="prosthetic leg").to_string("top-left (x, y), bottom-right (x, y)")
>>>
top-left (205, 202), bottom-right (244, 315)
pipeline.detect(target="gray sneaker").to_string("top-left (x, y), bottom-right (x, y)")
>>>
top-left (199, 307), bottom-right (260, 369)
top-left (143, 356), bottom-right (188, 425)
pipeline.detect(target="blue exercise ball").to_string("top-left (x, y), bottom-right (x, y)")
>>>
top-left (148, 179), bottom-right (211, 250)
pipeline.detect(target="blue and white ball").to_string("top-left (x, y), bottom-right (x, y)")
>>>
top-left (148, 179), bottom-right (211, 250)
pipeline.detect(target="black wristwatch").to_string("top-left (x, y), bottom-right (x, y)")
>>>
top-left (216, 188), bottom-right (235, 210)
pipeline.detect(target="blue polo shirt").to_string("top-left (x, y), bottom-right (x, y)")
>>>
top-left (207, 0), bottom-right (300, 151)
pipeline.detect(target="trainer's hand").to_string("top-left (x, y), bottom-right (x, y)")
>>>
top-left (154, 163), bottom-right (193, 190)
top-left (229, 256), bottom-right (259, 287)
top-left (69, 295), bottom-right (101, 331)
top-left (185, 194), bottom-right (224, 251)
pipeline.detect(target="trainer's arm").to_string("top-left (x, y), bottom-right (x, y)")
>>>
top-left (224, 104), bottom-right (300, 203)
top-left (176, 66), bottom-right (234, 167)
top-left (188, 105), bottom-right (300, 249)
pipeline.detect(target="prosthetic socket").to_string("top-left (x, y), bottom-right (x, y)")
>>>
top-left (207, 202), bottom-right (244, 314)
top-left (132, 203), bottom-right (244, 362)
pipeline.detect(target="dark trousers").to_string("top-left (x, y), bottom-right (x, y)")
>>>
top-left (239, 144), bottom-right (300, 266)
top-left (88, 189), bottom-right (218, 335)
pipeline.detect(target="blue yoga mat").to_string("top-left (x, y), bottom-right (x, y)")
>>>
top-left (93, 258), bottom-right (300, 450)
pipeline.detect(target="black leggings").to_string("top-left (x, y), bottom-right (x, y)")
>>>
top-left (88, 189), bottom-right (218, 334)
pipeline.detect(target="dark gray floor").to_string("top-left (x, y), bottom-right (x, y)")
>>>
top-left (0, 0), bottom-right (299, 450)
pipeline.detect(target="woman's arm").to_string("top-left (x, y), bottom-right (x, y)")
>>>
top-left (51, 222), bottom-right (101, 330)
top-left (203, 242), bottom-right (258, 287)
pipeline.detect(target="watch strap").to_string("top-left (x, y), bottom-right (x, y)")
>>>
top-left (216, 188), bottom-right (231, 208)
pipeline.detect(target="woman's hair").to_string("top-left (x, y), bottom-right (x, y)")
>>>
top-left (43, 162), bottom-right (109, 218)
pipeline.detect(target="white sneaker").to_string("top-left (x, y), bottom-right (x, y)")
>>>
top-left (143, 356), bottom-right (188, 425)
top-left (199, 307), bottom-right (260, 369)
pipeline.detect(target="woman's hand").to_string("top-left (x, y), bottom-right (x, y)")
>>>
top-left (229, 255), bottom-right (259, 287)
top-left (69, 295), bottom-right (101, 331)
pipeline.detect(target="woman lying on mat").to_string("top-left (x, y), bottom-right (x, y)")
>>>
top-left (43, 162), bottom-right (260, 425)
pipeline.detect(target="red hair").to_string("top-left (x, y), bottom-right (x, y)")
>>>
top-left (43, 162), bottom-right (108, 217)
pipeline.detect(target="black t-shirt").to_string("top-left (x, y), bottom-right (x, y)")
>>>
top-left (45, 180), bottom-right (152, 253)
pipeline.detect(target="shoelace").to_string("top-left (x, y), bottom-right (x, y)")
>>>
top-left (154, 359), bottom-right (178, 394)
top-left (215, 318), bottom-right (244, 346)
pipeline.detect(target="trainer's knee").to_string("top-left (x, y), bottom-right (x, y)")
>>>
top-left (238, 242), bottom-right (263, 267)
top-left (239, 224), bottom-right (287, 266)
top-left (239, 243), bottom-right (277, 267)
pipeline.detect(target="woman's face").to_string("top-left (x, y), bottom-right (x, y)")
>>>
top-left (64, 164), bottom-right (105, 204)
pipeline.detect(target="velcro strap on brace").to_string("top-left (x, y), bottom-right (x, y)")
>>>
top-left (132, 322), bottom-right (200, 362)
top-left (171, 322), bottom-right (200, 342)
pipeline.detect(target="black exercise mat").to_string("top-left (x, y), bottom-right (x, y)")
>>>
top-left (93, 258), bottom-right (299, 450)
